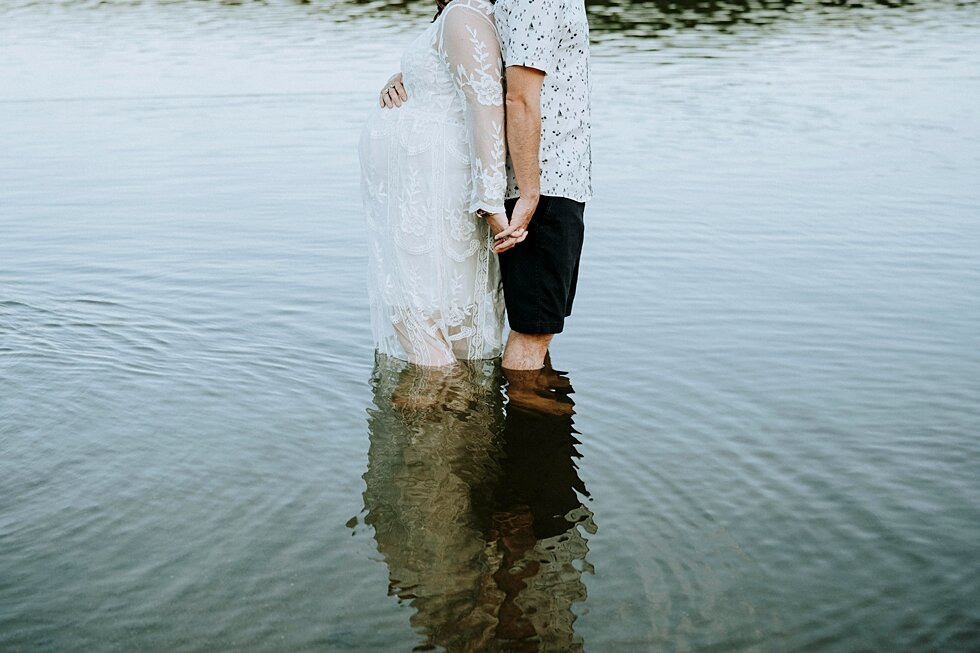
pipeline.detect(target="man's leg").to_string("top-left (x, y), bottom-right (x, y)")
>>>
top-left (502, 331), bottom-right (553, 370)
top-left (498, 196), bottom-right (585, 371)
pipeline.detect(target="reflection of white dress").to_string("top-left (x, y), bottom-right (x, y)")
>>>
top-left (359, 0), bottom-right (506, 367)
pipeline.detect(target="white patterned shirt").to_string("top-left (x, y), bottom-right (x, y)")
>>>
top-left (494, 0), bottom-right (593, 203)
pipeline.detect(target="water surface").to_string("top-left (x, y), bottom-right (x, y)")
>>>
top-left (2, 1), bottom-right (980, 651)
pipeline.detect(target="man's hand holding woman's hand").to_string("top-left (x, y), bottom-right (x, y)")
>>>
top-left (492, 194), bottom-right (537, 254)
top-left (380, 73), bottom-right (408, 108)
top-left (483, 211), bottom-right (528, 254)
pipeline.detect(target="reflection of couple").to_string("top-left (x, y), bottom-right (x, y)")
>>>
top-left (361, 355), bottom-right (596, 652)
top-left (359, 0), bottom-right (591, 370)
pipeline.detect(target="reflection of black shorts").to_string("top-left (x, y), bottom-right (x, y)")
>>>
top-left (499, 195), bottom-right (585, 335)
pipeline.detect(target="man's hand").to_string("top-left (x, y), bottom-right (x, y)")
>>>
top-left (484, 211), bottom-right (527, 254)
top-left (380, 73), bottom-right (408, 108)
top-left (493, 194), bottom-right (537, 253)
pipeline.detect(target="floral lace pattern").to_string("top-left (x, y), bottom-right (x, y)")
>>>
top-left (359, 0), bottom-right (506, 366)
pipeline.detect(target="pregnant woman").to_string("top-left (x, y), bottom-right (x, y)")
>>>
top-left (360, 0), bottom-right (523, 367)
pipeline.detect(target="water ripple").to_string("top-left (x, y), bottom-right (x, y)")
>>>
top-left (2, 0), bottom-right (980, 651)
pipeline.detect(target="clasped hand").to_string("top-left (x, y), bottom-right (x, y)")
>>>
top-left (484, 207), bottom-right (530, 254)
top-left (488, 195), bottom-right (537, 254)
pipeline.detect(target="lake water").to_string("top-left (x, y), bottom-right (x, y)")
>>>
top-left (2, 1), bottom-right (979, 651)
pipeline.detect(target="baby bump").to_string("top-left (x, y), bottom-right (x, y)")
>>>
top-left (360, 108), bottom-right (474, 222)
top-left (361, 107), bottom-right (469, 165)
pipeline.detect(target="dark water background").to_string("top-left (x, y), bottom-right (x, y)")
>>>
top-left (2, 1), bottom-right (979, 651)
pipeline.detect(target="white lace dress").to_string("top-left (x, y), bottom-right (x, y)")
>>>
top-left (359, 0), bottom-right (506, 367)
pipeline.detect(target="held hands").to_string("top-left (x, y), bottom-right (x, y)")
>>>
top-left (380, 73), bottom-right (408, 108)
top-left (491, 194), bottom-right (538, 254)
top-left (483, 211), bottom-right (528, 254)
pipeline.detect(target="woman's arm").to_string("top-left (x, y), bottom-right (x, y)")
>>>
top-left (440, 4), bottom-right (507, 217)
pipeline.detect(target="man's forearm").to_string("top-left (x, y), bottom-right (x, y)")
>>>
top-left (505, 95), bottom-right (542, 199)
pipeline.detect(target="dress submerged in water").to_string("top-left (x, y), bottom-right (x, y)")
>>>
top-left (359, 0), bottom-right (506, 367)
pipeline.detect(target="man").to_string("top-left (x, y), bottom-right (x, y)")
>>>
top-left (490, 0), bottom-right (593, 371)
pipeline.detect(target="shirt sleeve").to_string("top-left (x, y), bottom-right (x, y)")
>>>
top-left (439, 4), bottom-right (506, 215)
top-left (498, 0), bottom-right (562, 76)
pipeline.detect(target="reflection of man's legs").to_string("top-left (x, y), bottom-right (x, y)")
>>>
top-left (491, 363), bottom-right (590, 650)
top-left (502, 357), bottom-right (575, 416)
top-left (499, 196), bottom-right (585, 371)
top-left (490, 505), bottom-right (539, 643)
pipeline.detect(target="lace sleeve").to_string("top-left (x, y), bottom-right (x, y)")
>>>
top-left (439, 3), bottom-right (506, 215)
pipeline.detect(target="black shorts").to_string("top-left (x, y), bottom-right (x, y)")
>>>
top-left (498, 195), bottom-right (586, 335)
